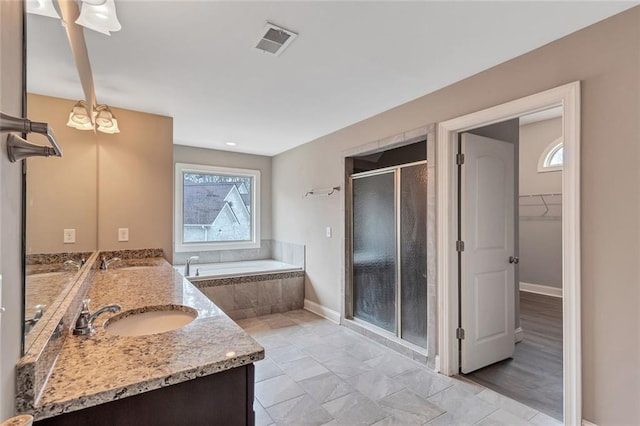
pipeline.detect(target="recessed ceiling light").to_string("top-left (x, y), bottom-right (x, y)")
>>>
top-left (225, 142), bottom-right (237, 146)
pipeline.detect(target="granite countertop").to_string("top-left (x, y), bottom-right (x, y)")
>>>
top-left (32, 257), bottom-right (264, 420)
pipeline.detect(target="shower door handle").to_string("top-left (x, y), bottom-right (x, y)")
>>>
top-left (508, 256), bottom-right (519, 264)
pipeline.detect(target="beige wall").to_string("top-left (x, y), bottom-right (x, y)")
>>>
top-left (519, 117), bottom-right (563, 288)
top-left (24, 94), bottom-right (173, 261)
top-left (174, 145), bottom-right (272, 242)
top-left (272, 7), bottom-right (640, 424)
top-left (26, 94), bottom-right (97, 254)
top-left (97, 105), bottom-right (173, 261)
top-left (0, 1), bottom-right (24, 419)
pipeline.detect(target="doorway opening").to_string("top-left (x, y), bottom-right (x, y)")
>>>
top-left (436, 82), bottom-right (581, 424)
top-left (459, 110), bottom-right (564, 420)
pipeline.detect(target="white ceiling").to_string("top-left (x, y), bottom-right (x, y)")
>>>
top-left (27, 1), bottom-right (637, 156)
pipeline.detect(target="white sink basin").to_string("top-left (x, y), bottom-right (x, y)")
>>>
top-left (104, 305), bottom-right (197, 337)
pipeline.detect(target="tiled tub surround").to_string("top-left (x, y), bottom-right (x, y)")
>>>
top-left (16, 253), bottom-right (264, 421)
top-left (195, 270), bottom-right (305, 320)
top-left (173, 239), bottom-right (305, 268)
top-left (180, 259), bottom-right (302, 279)
top-left (175, 240), bottom-right (306, 320)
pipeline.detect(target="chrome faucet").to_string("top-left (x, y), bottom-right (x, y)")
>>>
top-left (185, 256), bottom-right (199, 276)
top-left (63, 258), bottom-right (85, 270)
top-left (24, 304), bottom-right (46, 333)
top-left (73, 298), bottom-right (121, 335)
top-left (99, 256), bottom-right (121, 270)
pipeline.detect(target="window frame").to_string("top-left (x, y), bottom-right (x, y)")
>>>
top-left (537, 137), bottom-right (564, 173)
top-left (174, 162), bottom-right (261, 252)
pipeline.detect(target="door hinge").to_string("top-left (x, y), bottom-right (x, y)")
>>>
top-left (456, 240), bottom-right (465, 252)
top-left (456, 153), bottom-right (465, 165)
top-left (456, 327), bottom-right (465, 340)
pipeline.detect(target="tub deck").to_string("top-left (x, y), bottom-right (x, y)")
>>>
top-left (175, 259), bottom-right (302, 280)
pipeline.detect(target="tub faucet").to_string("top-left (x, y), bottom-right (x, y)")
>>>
top-left (100, 256), bottom-right (121, 270)
top-left (73, 298), bottom-right (121, 335)
top-left (185, 256), bottom-right (199, 277)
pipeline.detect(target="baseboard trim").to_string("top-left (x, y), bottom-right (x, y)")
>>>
top-left (515, 327), bottom-right (524, 343)
top-left (303, 299), bottom-right (340, 324)
top-left (520, 282), bottom-right (562, 298)
top-left (582, 420), bottom-right (598, 426)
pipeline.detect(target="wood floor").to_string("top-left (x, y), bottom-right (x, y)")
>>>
top-left (465, 291), bottom-right (563, 420)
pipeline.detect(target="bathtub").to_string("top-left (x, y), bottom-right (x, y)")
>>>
top-left (178, 259), bottom-right (302, 280)
top-left (178, 259), bottom-right (305, 320)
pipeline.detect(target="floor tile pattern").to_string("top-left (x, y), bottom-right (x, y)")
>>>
top-left (239, 310), bottom-right (562, 426)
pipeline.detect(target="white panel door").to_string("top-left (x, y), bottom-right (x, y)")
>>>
top-left (460, 133), bottom-right (515, 374)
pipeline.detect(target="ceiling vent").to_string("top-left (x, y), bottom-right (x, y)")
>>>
top-left (255, 23), bottom-right (297, 56)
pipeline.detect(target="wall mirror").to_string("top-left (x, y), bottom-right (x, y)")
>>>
top-left (22, 13), bottom-right (98, 353)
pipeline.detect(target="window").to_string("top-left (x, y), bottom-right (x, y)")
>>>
top-left (175, 163), bottom-right (260, 252)
top-left (537, 137), bottom-right (563, 173)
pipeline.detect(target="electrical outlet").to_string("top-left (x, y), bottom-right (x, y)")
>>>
top-left (63, 229), bottom-right (76, 244)
top-left (118, 228), bottom-right (129, 242)
top-left (326, 226), bottom-right (332, 238)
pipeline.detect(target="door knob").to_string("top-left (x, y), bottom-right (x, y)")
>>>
top-left (509, 256), bottom-right (519, 264)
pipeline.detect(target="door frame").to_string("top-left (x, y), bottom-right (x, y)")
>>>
top-left (436, 81), bottom-right (581, 424)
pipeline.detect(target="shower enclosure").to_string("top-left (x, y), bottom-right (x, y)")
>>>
top-left (350, 160), bottom-right (428, 348)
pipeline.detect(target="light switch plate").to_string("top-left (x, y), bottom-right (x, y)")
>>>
top-left (63, 229), bottom-right (76, 244)
top-left (326, 226), bottom-right (332, 238)
top-left (118, 228), bottom-right (129, 242)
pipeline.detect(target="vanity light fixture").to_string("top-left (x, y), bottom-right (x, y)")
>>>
top-left (26, 0), bottom-right (61, 19)
top-left (94, 104), bottom-right (120, 134)
top-left (67, 101), bottom-right (120, 134)
top-left (26, 0), bottom-right (122, 36)
top-left (75, 0), bottom-right (122, 36)
top-left (66, 100), bottom-right (93, 131)
top-left (225, 142), bottom-right (237, 146)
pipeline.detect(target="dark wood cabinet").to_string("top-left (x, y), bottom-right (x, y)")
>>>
top-left (35, 364), bottom-right (255, 426)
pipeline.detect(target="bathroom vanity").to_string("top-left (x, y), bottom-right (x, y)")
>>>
top-left (17, 253), bottom-right (264, 425)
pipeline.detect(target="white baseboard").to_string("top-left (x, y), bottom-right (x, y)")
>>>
top-left (515, 327), bottom-right (524, 343)
top-left (520, 282), bottom-right (562, 298)
top-left (304, 299), bottom-right (340, 324)
top-left (582, 420), bottom-right (598, 426)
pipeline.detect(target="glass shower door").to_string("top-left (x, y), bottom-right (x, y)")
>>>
top-left (351, 162), bottom-right (428, 347)
top-left (400, 163), bottom-right (428, 347)
top-left (352, 171), bottom-right (396, 333)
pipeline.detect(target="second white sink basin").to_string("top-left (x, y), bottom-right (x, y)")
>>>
top-left (104, 305), bottom-right (197, 337)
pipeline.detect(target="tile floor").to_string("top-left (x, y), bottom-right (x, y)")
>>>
top-left (237, 310), bottom-right (563, 426)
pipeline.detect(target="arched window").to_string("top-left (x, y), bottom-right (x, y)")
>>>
top-left (537, 137), bottom-right (563, 173)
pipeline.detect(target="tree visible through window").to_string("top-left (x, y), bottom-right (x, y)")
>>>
top-left (175, 163), bottom-right (260, 251)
